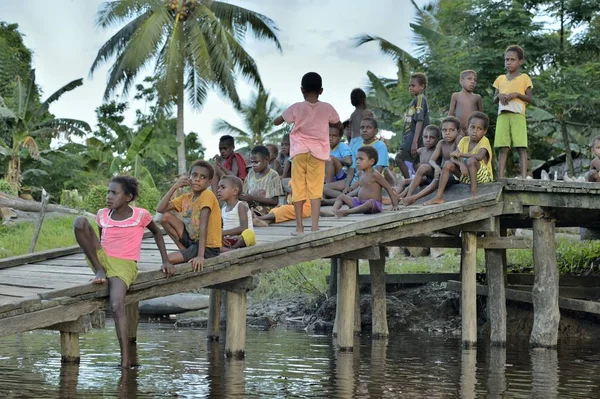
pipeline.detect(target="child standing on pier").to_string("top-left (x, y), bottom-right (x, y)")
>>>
top-left (493, 45), bottom-right (533, 179)
top-left (157, 160), bottom-right (222, 271)
top-left (425, 112), bottom-right (493, 205)
top-left (322, 146), bottom-right (398, 217)
top-left (73, 176), bottom-right (172, 368)
top-left (449, 70), bottom-right (483, 136)
top-left (274, 72), bottom-right (342, 234)
top-left (217, 176), bottom-right (256, 251)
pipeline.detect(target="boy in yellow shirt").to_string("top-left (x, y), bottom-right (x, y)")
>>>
top-left (493, 45), bottom-right (533, 179)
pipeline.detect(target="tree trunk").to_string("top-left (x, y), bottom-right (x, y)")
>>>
top-left (560, 121), bottom-right (574, 176)
top-left (176, 76), bottom-right (186, 176)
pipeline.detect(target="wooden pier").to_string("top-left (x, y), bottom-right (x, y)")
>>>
top-left (1, 179), bottom-right (600, 360)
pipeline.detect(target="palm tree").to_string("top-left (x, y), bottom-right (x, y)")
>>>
top-left (213, 89), bottom-right (288, 153)
top-left (90, 0), bottom-right (282, 175)
top-left (0, 71), bottom-right (90, 190)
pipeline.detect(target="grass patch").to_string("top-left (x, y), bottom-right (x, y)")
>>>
top-left (0, 215), bottom-right (88, 259)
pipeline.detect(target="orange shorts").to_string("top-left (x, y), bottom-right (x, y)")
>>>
top-left (270, 202), bottom-right (312, 223)
top-left (291, 153), bottom-right (325, 202)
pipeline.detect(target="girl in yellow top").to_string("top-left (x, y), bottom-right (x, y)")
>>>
top-left (425, 112), bottom-right (493, 205)
top-left (493, 45), bottom-right (533, 179)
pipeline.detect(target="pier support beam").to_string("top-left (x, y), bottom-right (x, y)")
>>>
top-left (60, 332), bottom-right (80, 363)
top-left (369, 247), bottom-right (388, 338)
top-left (354, 263), bottom-right (361, 335)
top-left (328, 258), bottom-right (338, 298)
top-left (530, 207), bottom-right (560, 348)
top-left (485, 223), bottom-right (507, 346)
top-left (225, 290), bottom-right (247, 359)
top-left (126, 302), bottom-right (139, 344)
top-left (337, 258), bottom-right (357, 351)
top-left (207, 290), bottom-right (222, 341)
top-left (461, 232), bottom-right (477, 348)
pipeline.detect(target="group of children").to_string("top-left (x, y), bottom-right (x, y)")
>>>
top-left (74, 44), bottom-right (542, 368)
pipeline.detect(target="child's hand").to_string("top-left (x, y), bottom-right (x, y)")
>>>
top-left (434, 166), bottom-right (442, 179)
top-left (161, 262), bottom-right (176, 278)
top-left (190, 256), bottom-right (205, 272)
top-left (174, 176), bottom-right (190, 189)
top-left (342, 183), bottom-right (352, 194)
top-left (390, 204), bottom-right (399, 211)
top-left (411, 140), bottom-right (419, 156)
top-left (240, 193), bottom-right (253, 202)
top-left (450, 150), bottom-right (460, 159)
top-left (504, 92), bottom-right (518, 103)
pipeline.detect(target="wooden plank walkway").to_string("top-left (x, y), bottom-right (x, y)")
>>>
top-left (1, 179), bottom-right (600, 339)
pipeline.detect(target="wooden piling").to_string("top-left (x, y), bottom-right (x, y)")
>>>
top-left (328, 258), bottom-right (338, 298)
top-left (337, 258), bottom-right (357, 351)
top-left (333, 263), bottom-right (341, 337)
top-left (126, 302), bottom-right (139, 344)
top-left (530, 207), bottom-right (560, 348)
top-left (485, 224), bottom-right (507, 346)
top-left (60, 332), bottom-right (80, 363)
top-left (461, 232), bottom-right (477, 348)
top-left (369, 247), bottom-right (388, 338)
top-left (207, 289), bottom-right (222, 341)
top-left (225, 290), bottom-right (247, 359)
top-left (354, 262), bottom-right (361, 335)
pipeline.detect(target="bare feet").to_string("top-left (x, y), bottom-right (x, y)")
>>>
top-left (291, 230), bottom-right (304, 236)
top-left (91, 271), bottom-right (107, 284)
top-left (402, 196), bottom-right (417, 206)
top-left (252, 217), bottom-right (269, 227)
top-left (320, 210), bottom-right (335, 217)
top-left (424, 197), bottom-right (444, 206)
top-left (334, 209), bottom-right (350, 217)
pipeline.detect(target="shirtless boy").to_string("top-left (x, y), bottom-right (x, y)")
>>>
top-left (449, 70), bottom-right (483, 136)
top-left (397, 125), bottom-right (440, 199)
top-left (402, 117), bottom-right (462, 206)
top-left (322, 146), bottom-right (398, 217)
top-left (348, 88), bottom-right (374, 152)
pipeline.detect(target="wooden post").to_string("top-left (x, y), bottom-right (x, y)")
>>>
top-left (207, 289), bottom-right (222, 341)
top-left (126, 302), bottom-right (139, 343)
top-left (354, 262), bottom-right (361, 335)
top-left (337, 258), bottom-right (357, 351)
top-left (328, 258), bottom-right (338, 298)
top-left (530, 207), bottom-right (560, 348)
top-left (333, 263), bottom-right (342, 337)
top-left (485, 222), bottom-right (507, 346)
top-left (60, 332), bottom-right (80, 363)
top-left (461, 232), bottom-right (477, 348)
top-left (369, 247), bottom-right (388, 338)
top-left (225, 290), bottom-right (247, 359)
top-left (29, 188), bottom-right (50, 253)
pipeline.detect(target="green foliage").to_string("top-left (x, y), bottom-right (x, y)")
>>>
top-left (60, 189), bottom-right (84, 210)
top-left (135, 181), bottom-right (161, 213)
top-left (84, 185), bottom-right (107, 213)
top-left (0, 178), bottom-right (16, 196)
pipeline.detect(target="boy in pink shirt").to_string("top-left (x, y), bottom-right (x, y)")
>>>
top-left (274, 72), bottom-right (343, 234)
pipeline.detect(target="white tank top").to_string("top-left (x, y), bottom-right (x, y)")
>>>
top-left (222, 201), bottom-right (254, 232)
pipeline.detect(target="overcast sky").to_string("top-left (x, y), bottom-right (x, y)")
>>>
top-left (0, 0), bottom-right (424, 158)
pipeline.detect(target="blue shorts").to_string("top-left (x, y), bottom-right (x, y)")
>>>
top-left (333, 170), bottom-right (347, 182)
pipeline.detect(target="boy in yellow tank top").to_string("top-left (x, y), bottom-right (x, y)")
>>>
top-left (493, 45), bottom-right (533, 179)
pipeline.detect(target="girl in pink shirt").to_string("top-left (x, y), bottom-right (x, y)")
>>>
top-left (73, 176), bottom-right (172, 368)
top-left (274, 72), bottom-right (343, 234)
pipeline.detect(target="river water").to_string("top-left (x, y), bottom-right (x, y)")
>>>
top-left (1, 321), bottom-right (599, 398)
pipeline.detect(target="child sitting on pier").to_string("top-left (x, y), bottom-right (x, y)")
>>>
top-left (322, 146), bottom-right (398, 217)
top-left (278, 134), bottom-right (291, 178)
top-left (325, 125), bottom-right (352, 183)
top-left (396, 124), bottom-right (440, 199)
top-left (401, 117), bottom-right (462, 206)
top-left (73, 176), bottom-right (172, 368)
top-left (266, 144), bottom-right (283, 175)
top-left (157, 160), bottom-right (222, 271)
top-left (217, 176), bottom-right (256, 251)
top-left (587, 135), bottom-right (600, 182)
top-left (242, 145), bottom-right (284, 217)
top-left (212, 135), bottom-right (248, 192)
top-left (425, 112), bottom-right (493, 205)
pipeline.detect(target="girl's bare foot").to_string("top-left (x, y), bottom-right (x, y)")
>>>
top-left (91, 271), bottom-right (107, 284)
top-left (320, 210), bottom-right (335, 217)
top-left (252, 218), bottom-right (269, 227)
top-left (402, 196), bottom-right (417, 206)
top-left (336, 209), bottom-right (350, 217)
top-left (424, 197), bottom-right (444, 206)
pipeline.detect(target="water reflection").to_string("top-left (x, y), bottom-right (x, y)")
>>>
top-left (1, 323), bottom-right (600, 397)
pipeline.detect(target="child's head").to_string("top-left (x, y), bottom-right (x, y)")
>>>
top-left (329, 125), bottom-right (343, 149)
top-left (217, 175), bottom-right (243, 202)
top-left (266, 144), bottom-right (279, 162)
top-left (360, 117), bottom-right (379, 143)
top-left (219, 135), bottom-right (235, 158)
top-left (409, 73), bottom-right (427, 97)
top-left (459, 70), bottom-right (477, 93)
top-left (350, 88), bottom-right (367, 107)
top-left (280, 134), bottom-right (290, 157)
top-left (189, 160), bottom-right (214, 193)
top-left (422, 125), bottom-right (441, 149)
top-left (356, 146), bottom-right (378, 172)
top-left (467, 112), bottom-right (489, 143)
top-left (504, 45), bottom-right (525, 73)
top-left (300, 72), bottom-right (323, 98)
top-left (441, 116), bottom-right (461, 143)
top-left (250, 145), bottom-right (270, 173)
top-left (590, 135), bottom-right (600, 158)
top-left (107, 176), bottom-right (138, 209)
